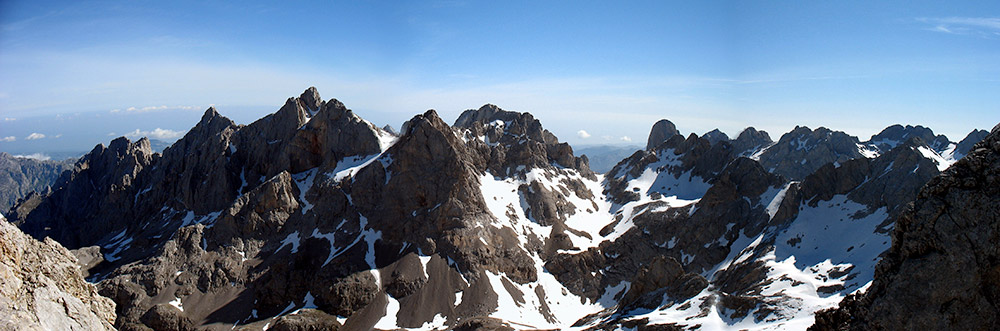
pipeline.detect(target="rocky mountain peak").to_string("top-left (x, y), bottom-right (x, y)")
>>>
top-left (954, 128), bottom-right (989, 159)
top-left (454, 104), bottom-right (556, 144)
top-left (11, 136), bottom-right (156, 248)
top-left (645, 119), bottom-right (680, 150)
top-left (755, 125), bottom-right (864, 180)
top-left (867, 124), bottom-right (951, 153)
top-left (454, 104), bottom-right (591, 176)
top-left (701, 128), bottom-right (729, 145)
top-left (297, 86), bottom-right (323, 113)
top-left (732, 126), bottom-right (773, 156)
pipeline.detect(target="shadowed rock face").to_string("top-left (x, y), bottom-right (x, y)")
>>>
top-left (10, 137), bottom-right (156, 249)
top-left (0, 219), bottom-right (117, 330)
top-left (0, 153), bottom-right (74, 212)
top-left (646, 119), bottom-right (680, 150)
top-left (867, 124), bottom-right (951, 154)
top-left (812, 123), bottom-right (1000, 331)
top-left (700, 129), bottom-right (729, 146)
top-left (954, 128), bottom-right (989, 159)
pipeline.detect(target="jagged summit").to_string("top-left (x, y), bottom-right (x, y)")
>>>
top-left (754, 125), bottom-right (865, 180)
top-left (5, 86), bottom-right (994, 330)
top-left (454, 103), bottom-right (592, 176)
top-left (867, 124), bottom-right (950, 154)
top-left (954, 128), bottom-right (989, 159)
top-left (732, 126), bottom-right (773, 156)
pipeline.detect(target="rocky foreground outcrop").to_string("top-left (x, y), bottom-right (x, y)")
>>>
top-left (0, 217), bottom-right (117, 330)
top-left (812, 123), bottom-right (1000, 330)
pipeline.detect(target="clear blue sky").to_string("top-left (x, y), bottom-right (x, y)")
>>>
top-left (1, 0), bottom-right (998, 156)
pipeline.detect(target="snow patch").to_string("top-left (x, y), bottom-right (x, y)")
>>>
top-left (278, 231), bottom-right (301, 254)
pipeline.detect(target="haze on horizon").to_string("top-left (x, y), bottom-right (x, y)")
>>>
top-left (1, 0), bottom-right (998, 157)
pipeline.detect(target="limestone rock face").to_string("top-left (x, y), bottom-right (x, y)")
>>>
top-left (756, 126), bottom-right (864, 180)
top-left (645, 119), bottom-right (680, 150)
top-left (0, 219), bottom-right (116, 330)
top-left (812, 123), bottom-right (1000, 330)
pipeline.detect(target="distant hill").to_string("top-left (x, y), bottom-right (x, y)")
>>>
top-left (0, 152), bottom-right (75, 212)
top-left (575, 145), bottom-right (641, 173)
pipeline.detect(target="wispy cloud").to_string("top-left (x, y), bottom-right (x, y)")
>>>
top-left (577, 130), bottom-right (591, 139)
top-left (124, 128), bottom-right (186, 141)
top-left (917, 17), bottom-right (1000, 37)
top-left (1, 136), bottom-right (15, 142)
top-left (110, 105), bottom-right (200, 113)
top-left (3, 117), bottom-right (14, 121)
top-left (13, 153), bottom-right (51, 161)
top-left (25, 133), bottom-right (45, 140)
top-left (620, 136), bottom-right (632, 142)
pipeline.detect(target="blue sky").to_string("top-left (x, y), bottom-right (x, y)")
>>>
top-left (1, 0), bottom-right (998, 156)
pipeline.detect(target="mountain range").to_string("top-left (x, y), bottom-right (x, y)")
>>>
top-left (1, 87), bottom-right (996, 330)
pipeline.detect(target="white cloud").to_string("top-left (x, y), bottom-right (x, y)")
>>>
top-left (620, 136), bottom-right (632, 142)
top-left (13, 153), bottom-right (50, 161)
top-left (53, 134), bottom-right (63, 138)
top-left (1, 136), bottom-right (14, 142)
top-left (125, 128), bottom-right (186, 141)
top-left (3, 117), bottom-right (14, 121)
top-left (576, 130), bottom-right (591, 139)
top-left (918, 17), bottom-right (1000, 37)
top-left (25, 133), bottom-right (45, 140)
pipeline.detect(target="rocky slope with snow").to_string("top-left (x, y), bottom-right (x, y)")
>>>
top-left (5, 87), bottom-right (992, 330)
top-left (812, 124), bottom-right (1000, 330)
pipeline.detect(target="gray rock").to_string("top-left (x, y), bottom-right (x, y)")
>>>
top-left (866, 124), bottom-right (951, 154)
top-left (731, 127), bottom-right (773, 156)
top-left (756, 126), bottom-right (863, 180)
top-left (646, 119), bottom-right (680, 150)
top-left (0, 220), bottom-right (116, 330)
top-left (0, 152), bottom-right (74, 212)
top-left (953, 128), bottom-right (989, 159)
top-left (700, 129), bottom-right (729, 145)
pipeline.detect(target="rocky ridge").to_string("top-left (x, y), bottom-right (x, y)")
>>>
top-left (5, 87), bottom-right (992, 330)
top-left (0, 152), bottom-right (74, 211)
top-left (812, 123), bottom-right (1000, 330)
